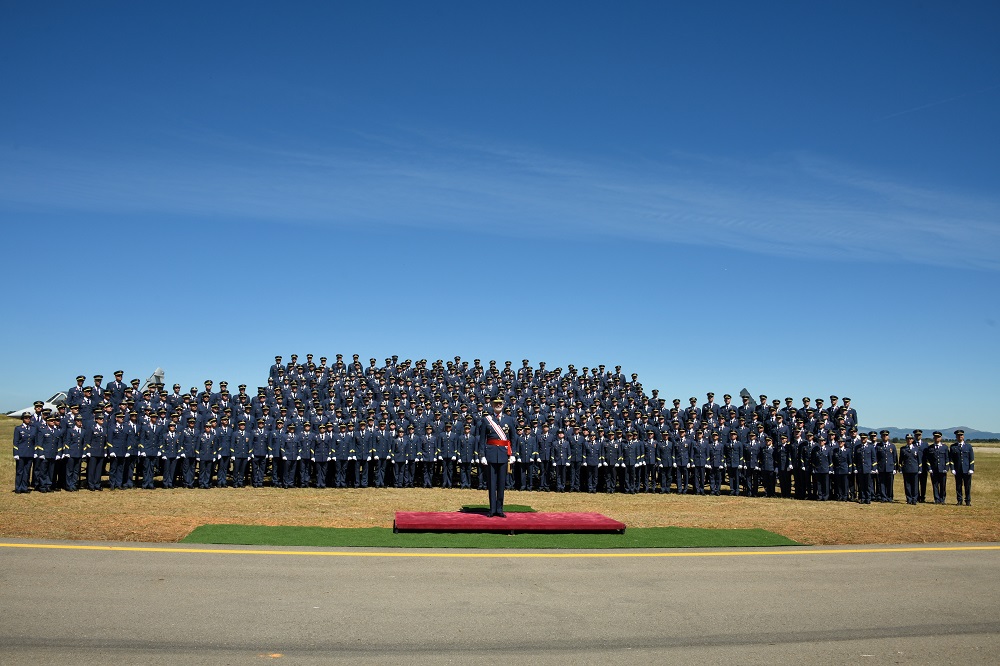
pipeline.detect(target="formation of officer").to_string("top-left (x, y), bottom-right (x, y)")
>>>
top-left (8, 357), bottom-right (976, 506)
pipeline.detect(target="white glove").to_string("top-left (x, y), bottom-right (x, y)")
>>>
top-left (615, 463), bottom-right (621, 468)
top-left (367, 456), bottom-right (372, 461)
top-left (582, 462), bottom-right (587, 466)
top-left (124, 453), bottom-right (131, 458)
top-left (565, 462), bottom-right (570, 467)
top-left (180, 453), bottom-right (187, 458)
top-left (458, 459), bottom-right (463, 463)
top-left (267, 455), bottom-right (273, 459)
top-left (788, 466), bottom-right (793, 471)
top-left (162, 456), bottom-right (168, 460)
top-left (109, 452), bottom-right (117, 458)
top-left (673, 463), bottom-right (677, 468)
top-left (282, 456), bottom-right (287, 460)
top-left (951, 470), bottom-right (955, 475)
top-left (969, 470), bottom-right (974, 475)
top-left (451, 456), bottom-right (456, 461)
top-left (801, 467), bottom-right (806, 471)
top-left (509, 457), bottom-right (516, 464)
top-left (85, 453), bottom-right (91, 458)
top-left (687, 463), bottom-right (692, 468)
top-left (374, 456), bottom-right (379, 460)
top-left (296, 456), bottom-right (302, 461)
top-left (13, 455), bottom-right (18, 460)
top-left (480, 457), bottom-right (487, 465)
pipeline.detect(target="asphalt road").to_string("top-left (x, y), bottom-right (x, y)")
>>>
top-left (1, 540), bottom-right (999, 664)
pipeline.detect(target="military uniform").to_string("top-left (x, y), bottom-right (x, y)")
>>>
top-left (13, 415), bottom-right (35, 493)
top-left (899, 437), bottom-right (922, 504)
top-left (927, 433), bottom-right (950, 504)
top-left (478, 402), bottom-right (516, 516)
top-left (950, 431), bottom-right (974, 505)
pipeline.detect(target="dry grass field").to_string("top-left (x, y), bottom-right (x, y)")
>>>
top-left (2, 416), bottom-right (997, 545)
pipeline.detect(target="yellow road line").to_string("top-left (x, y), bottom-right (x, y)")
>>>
top-left (0, 542), bottom-right (998, 559)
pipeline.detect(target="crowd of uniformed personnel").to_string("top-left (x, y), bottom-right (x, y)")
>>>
top-left (11, 354), bottom-right (976, 505)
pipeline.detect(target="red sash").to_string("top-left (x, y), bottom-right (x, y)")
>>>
top-left (487, 438), bottom-right (512, 456)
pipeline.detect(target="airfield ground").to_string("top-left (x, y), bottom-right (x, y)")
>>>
top-left (2, 417), bottom-right (997, 545)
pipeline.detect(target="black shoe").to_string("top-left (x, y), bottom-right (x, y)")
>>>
top-left (497, 512), bottom-right (506, 518)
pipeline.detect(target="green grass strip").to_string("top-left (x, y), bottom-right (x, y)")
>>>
top-left (182, 524), bottom-right (800, 549)
top-left (460, 504), bottom-right (536, 513)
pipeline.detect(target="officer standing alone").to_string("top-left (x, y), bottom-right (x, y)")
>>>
top-left (478, 398), bottom-right (516, 517)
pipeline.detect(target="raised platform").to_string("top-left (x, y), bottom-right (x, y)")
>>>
top-left (393, 511), bottom-right (626, 534)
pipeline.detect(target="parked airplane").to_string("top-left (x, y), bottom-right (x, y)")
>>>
top-left (6, 368), bottom-right (165, 418)
top-left (6, 392), bottom-right (68, 418)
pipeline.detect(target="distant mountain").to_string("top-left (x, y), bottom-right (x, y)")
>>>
top-left (859, 426), bottom-right (1000, 441)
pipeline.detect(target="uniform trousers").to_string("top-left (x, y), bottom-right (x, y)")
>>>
top-left (87, 456), bottom-right (105, 490)
top-left (312, 461), bottom-right (327, 488)
top-left (65, 457), bottom-right (82, 490)
top-left (198, 460), bottom-right (214, 489)
top-left (108, 457), bottom-right (125, 489)
top-left (373, 459), bottom-right (387, 487)
top-left (834, 473), bottom-right (850, 501)
top-left (181, 457), bottom-right (196, 488)
top-left (762, 470), bottom-right (776, 497)
top-left (232, 458), bottom-right (248, 487)
top-left (856, 473), bottom-right (873, 502)
top-left (691, 466), bottom-right (706, 494)
top-left (35, 458), bottom-right (52, 491)
top-left (931, 472), bottom-right (947, 503)
top-left (162, 457), bottom-right (178, 488)
top-left (15, 458), bottom-right (33, 492)
top-left (705, 467), bottom-right (720, 494)
top-left (141, 456), bottom-right (157, 489)
top-left (814, 473), bottom-right (831, 501)
top-left (954, 472), bottom-right (971, 504)
top-left (903, 472), bottom-right (919, 503)
top-left (217, 457), bottom-right (231, 487)
top-left (118, 457), bottom-right (134, 488)
top-left (251, 456), bottom-right (267, 487)
top-left (728, 467), bottom-right (741, 496)
top-left (485, 461), bottom-right (507, 515)
top-left (675, 466), bottom-right (689, 494)
top-left (296, 459), bottom-right (310, 487)
top-left (877, 471), bottom-right (894, 502)
top-left (795, 468), bottom-right (811, 500)
top-left (779, 470), bottom-right (793, 498)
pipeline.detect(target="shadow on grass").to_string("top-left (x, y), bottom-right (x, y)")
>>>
top-left (181, 524), bottom-right (801, 549)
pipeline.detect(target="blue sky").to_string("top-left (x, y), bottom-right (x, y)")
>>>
top-left (2, 1), bottom-right (998, 430)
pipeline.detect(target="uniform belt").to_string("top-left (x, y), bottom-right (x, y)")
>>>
top-left (487, 438), bottom-right (512, 455)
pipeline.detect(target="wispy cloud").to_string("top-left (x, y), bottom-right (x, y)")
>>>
top-left (1, 131), bottom-right (998, 269)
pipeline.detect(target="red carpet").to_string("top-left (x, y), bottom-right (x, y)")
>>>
top-left (394, 511), bottom-right (626, 534)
